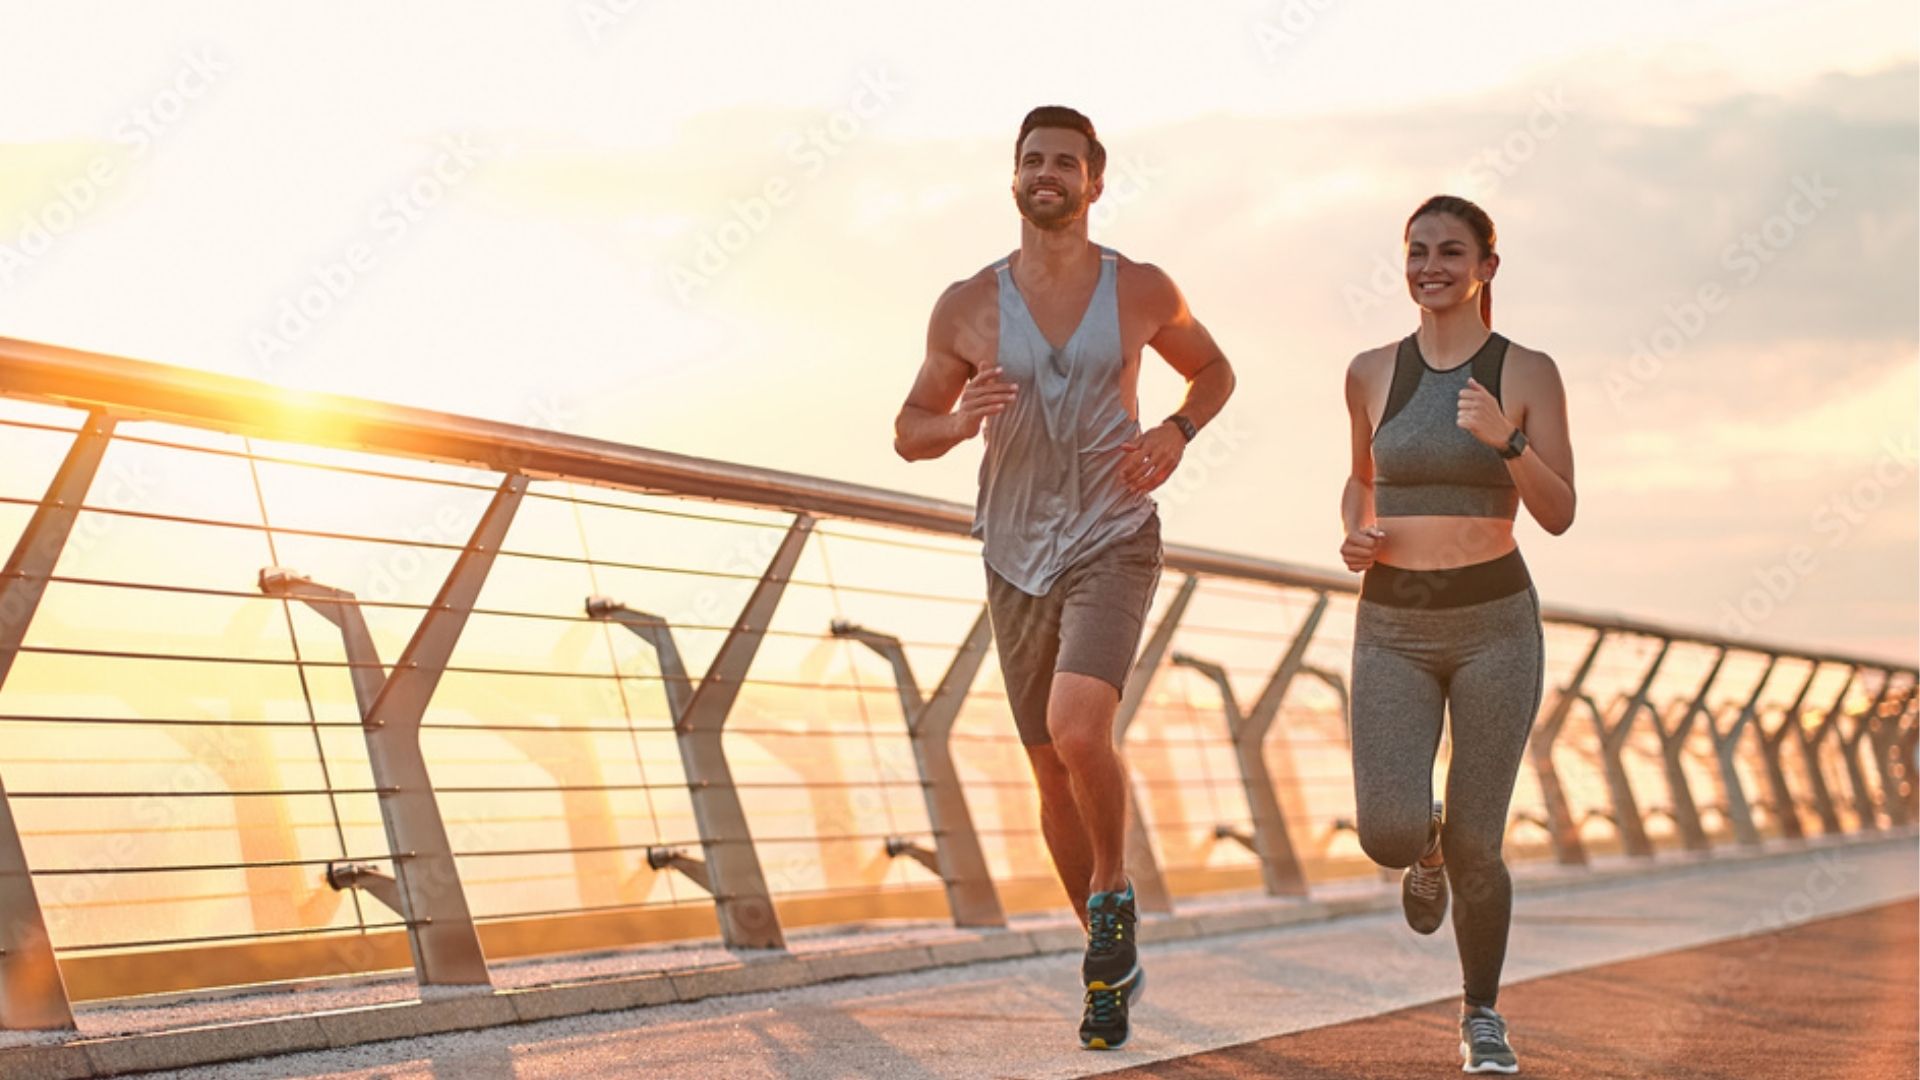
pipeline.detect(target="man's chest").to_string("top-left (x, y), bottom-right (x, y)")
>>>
top-left (953, 293), bottom-right (1153, 371)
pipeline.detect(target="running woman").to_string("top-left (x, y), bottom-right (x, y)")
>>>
top-left (1340, 195), bottom-right (1576, 1074)
top-left (894, 106), bottom-right (1235, 1050)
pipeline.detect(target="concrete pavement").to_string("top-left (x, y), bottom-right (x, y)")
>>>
top-left (127, 834), bottom-right (1916, 1079)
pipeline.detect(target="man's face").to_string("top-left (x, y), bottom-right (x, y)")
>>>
top-left (1013, 127), bottom-right (1102, 230)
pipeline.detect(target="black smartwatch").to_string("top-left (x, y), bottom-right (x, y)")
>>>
top-left (1165, 413), bottom-right (1199, 444)
top-left (1498, 427), bottom-right (1529, 460)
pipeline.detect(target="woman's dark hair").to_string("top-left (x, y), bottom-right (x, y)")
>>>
top-left (1406, 195), bottom-right (1496, 326)
top-left (1015, 105), bottom-right (1106, 183)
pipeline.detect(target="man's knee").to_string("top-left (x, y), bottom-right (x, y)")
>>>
top-left (1046, 672), bottom-right (1120, 764)
top-left (1048, 716), bottom-right (1114, 767)
top-left (1025, 744), bottom-right (1072, 793)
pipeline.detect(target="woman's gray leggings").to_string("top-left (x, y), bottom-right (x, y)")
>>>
top-left (1349, 549), bottom-right (1544, 1007)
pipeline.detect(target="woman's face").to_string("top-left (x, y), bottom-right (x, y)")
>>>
top-left (1405, 212), bottom-right (1496, 315)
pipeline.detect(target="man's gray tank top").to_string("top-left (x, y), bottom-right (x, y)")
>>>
top-left (972, 245), bottom-right (1154, 596)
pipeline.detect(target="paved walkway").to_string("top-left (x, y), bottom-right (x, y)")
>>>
top-left (138, 836), bottom-right (1915, 1079)
top-left (1106, 899), bottom-right (1918, 1078)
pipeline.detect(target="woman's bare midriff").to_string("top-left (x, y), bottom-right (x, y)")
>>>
top-left (1372, 515), bottom-right (1516, 570)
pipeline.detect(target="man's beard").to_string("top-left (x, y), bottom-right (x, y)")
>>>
top-left (1015, 183), bottom-right (1088, 230)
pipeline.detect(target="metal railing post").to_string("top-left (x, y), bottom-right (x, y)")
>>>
top-left (830, 608), bottom-right (1005, 928)
top-left (1592, 639), bottom-right (1671, 857)
top-left (1707, 654), bottom-right (1777, 847)
top-left (1653, 647), bottom-right (1724, 852)
top-left (0, 414), bottom-right (110, 1030)
top-left (263, 474), bottom-right (526, 987)
top-left (1865, 678), bottom-right (1916, 827)
top-left (1894, 686), bottom-right (1920, 822)
top-left (1755, 663), bottom-right (1822, 842)
top-left (1836, 673), bottom-right (1897, 831)
top-left (1526, 629), bottom-right (1607, 866)
top-left (1171, 592), bottom-right (1326, 898)
top-left (1302, 666), bottom-right (1348, 734)
top-left (1112, 574), bottom-right (1196, 915)
top-left (588, 514), bottom-right (813, 949)
top-left (1800, 666), bottom-right (1857, 835)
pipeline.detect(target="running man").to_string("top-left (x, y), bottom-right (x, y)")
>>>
top-left (893, 105), bottom-right (1235, 1050)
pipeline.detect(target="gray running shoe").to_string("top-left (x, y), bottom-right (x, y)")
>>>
top-left (1460, 1004), bottom-right (1519, 1074)
top-left (1402, 800), bottom-right (1448, 935)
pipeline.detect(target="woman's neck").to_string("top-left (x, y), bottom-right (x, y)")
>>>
top-left (1416, 302), bottom-right (1491, 367)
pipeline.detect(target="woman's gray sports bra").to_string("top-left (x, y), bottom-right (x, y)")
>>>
top-left (1370, 332), bottom-right (1519, 520)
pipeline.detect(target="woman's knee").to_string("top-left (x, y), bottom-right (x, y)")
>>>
top-left (1440, 822), bottom-right (1509, 900)
top-left (1356, 807), bottom-right (1431, 869)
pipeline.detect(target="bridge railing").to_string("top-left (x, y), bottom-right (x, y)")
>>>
top-left (0, 335), bottom-right (1913, 1030)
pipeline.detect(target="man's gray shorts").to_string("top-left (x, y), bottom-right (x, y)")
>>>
top-left (984, 513), bottom-right (1164, 746)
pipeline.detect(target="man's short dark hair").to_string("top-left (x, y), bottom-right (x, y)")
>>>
top-left (1015, 105), bottom-right (1106, 183)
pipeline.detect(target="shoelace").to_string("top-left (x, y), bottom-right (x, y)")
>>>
top-left (1466, 1013), bottom-right (1507, 1048)
top-left (1407, 862), bottom-right (1444, 901)
top-left (1085, 986), bottom-right (1123, 1026)
top-left (1087, 907), bottom-right (1123, 955)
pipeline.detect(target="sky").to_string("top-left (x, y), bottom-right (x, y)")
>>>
top-left (2, 0), bottom-right (1917, 662)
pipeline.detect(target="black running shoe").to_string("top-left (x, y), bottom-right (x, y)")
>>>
top-left (1082, 881), bottom-right (1140, 989)
top-left (1402, 800), bottom-right (1448, 935)
top-left (1460, 1004), bottom-right (1519, 1074)
top-left (1079, 964), bottom-right (1145, 1050)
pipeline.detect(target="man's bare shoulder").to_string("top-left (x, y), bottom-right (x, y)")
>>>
top-left (929, 262), bottom-right (1005, 363)
top-left (931, 263), bottom-right (1000, 323)
top-left (1113, 252), bottom-right (1181, 320)
top-left (1114, 252), bottom-right (1176, 291)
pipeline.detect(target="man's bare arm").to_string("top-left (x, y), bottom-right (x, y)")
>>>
top-left (1115, 264), bottom-right (1236, 493)
top-left (894, 284), bottom-right (1014, 461)
top-left (1142, 265), bottom-right (1235, 431)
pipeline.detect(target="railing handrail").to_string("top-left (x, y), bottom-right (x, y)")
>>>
top-left (1, 334), bottom-right (1912, 674)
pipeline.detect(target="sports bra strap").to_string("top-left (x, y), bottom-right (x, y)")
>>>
top-left (1472, 333), bottom-right (1510, 405)
top-left (1378, 336), bottom-right (1425, 431)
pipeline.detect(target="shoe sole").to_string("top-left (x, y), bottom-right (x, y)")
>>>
top-left (1081, 968), bottom-right (1146, 1050)
top-left (1085, 961), bottom-right (1142, 989)
top-left (1459, 1040), bottom-right (1518, 1074)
